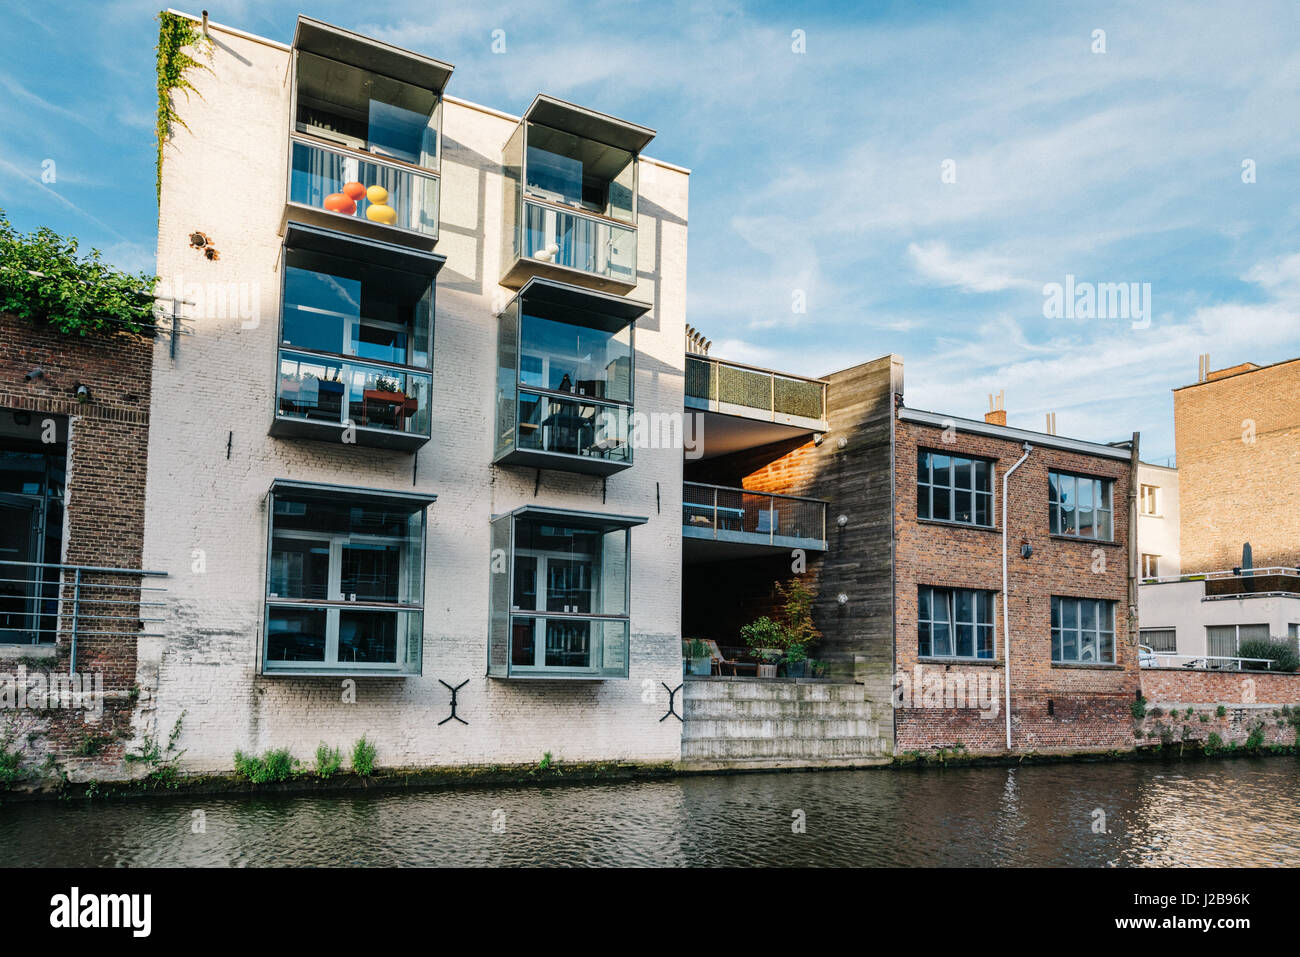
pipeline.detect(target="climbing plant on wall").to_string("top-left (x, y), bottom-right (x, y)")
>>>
top-left (156, 11), bottom-right (212, 202)
top-left (0, 210), bottom-right (158, 337)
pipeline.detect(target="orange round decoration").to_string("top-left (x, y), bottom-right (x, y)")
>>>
top-left (342, 181), bottom-right (366, 201)
top-left (323, 193), bottom-right (357, 215)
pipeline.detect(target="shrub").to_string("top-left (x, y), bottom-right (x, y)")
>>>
top-left (351, 736), bottom-right (377, 777)
top-left (1206, 732), bottom-right (1224, 754)
top-left (1130, 696), bottom-right (1147, 720)
top-left (1216, 705), bottom-right (1227, 717)
top-left (740, 616), bottom-right (786, 654)
top-left (314, 744), bottom-right (342, 779)
top-left (1245, 724), bottom-right (1266, 750)
top-left (1237, 637), bottom-right (1300, 673)
top-left (233, 748), bottom-right (296, 784)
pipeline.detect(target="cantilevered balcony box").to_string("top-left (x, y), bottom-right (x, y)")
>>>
top-left (261, 479), bottom-right (434, 677)
top-left (269, 222), bottom-right (445, 452)
top-left (500, 95), bottom-right (654, 294)
top-left (282, 17), bottom-right (453, 250)
top-left (494, 277), bottom-right (650, 475)
top-left (488, 506), bottom-right (646, 680)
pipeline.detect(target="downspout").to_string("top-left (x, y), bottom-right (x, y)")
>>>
top-left (1002, 442), bottom-right (1032, 751)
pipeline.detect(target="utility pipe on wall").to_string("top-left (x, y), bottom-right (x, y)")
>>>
top-left (1002, 442), bottom-right (1032, 751)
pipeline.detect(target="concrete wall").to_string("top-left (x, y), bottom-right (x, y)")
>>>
top-left (1136, 462), bottom-right (1179, 578)
top-left (142, 22), bottom-right (689, 774)
top-left (1137, 579), bottom-right (1300, 659)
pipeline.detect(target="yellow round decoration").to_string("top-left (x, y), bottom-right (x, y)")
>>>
top-left (365, 185), bottom-right (389, 205)
top-left (365, 203), bottom-right (398, 225)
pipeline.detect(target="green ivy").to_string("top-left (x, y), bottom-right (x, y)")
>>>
top-left (0, 210), bottom-right (158, 336)
top-left (156, 11), bottom-right (212, 202)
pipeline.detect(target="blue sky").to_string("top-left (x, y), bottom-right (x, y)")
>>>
top-left (2, 0), bottom-right (1299, 462)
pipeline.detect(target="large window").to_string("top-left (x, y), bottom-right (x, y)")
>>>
top-left (918, 586), bottom-right (995, 659)
top-left (295, 52), bottom-right (441, 170)
top-left (495, 280), bottom-right (646, 475)
top-left (0, 413), bottom-right (66, 644)
top-left (1049, 471), bottom-right (1114, 541)
top-left (263, 481), bottom-right (431, 675)
top-left (1206, 624), bottom-right (1269, 660)
top-left (488, 508), bottom-right (643, 678)
top-left (1051, 597), bottom-right (1116, 664)
top-left (272, 226), bottom-right (441, 449)
top-left (524, 122), bottom-right (636, 224)
top-left (917, 451), bottom-right (993, 526)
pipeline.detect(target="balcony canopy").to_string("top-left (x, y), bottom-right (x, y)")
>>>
top-left (523, 95), bottom-right (655, 155)
top-left (269, 478), bottom-right (436, 512)
top-left (294, 16), bottom-right (454, 96)
top-left (491, 505), bottom-right (648, 531)
top-left (284, 221), bottom-right (446, 277)
top-left (510, 277), bottom-right (652, 332)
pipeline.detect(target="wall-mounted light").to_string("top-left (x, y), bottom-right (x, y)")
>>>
top-left (837, 437), bottom-right (848, 450)
top-left (837, 593), bottom-right (848, 606)
top-left (74, 384), bottom-right (91, 405)
top-left (24, 368), bottom-right (45, 382)
top-left (813, 433), bottom-right (824, 446)
top-left (1020, 540), bottom-right (1033, 560)
top-left (837, 514), bottom-right (848, 528)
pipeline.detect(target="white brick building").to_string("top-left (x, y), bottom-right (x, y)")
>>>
top-left (141, 13), bottom-right (690, 772)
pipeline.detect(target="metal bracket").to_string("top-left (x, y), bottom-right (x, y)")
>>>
top-left (534, 469), bottom-right (541, 496)
top-left (660, 682), bottom-right (683, 722)
top-left (438, 679), bottom-right (469, 725)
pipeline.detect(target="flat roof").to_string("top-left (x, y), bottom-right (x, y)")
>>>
top-left (293, 16), bottom-right (454, 95)
top-left (1173, 354), bottom-right (1300, 392)
top-left (523, 94), bottom-right (656, 154)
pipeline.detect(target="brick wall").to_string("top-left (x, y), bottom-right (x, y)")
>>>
top-left (1174, 358), bottom-right (1300, 571)
top-left (1140, 667), bottom-right (1300, 705)
top-left (0, 311), bottom-right (154, 773)
top-left (893, 417), bottom-right (1138, 754)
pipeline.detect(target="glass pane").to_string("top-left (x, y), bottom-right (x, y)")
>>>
top-left (545, 617), bottom-right (591, 667)
top-left (340, 543), bottom-right (401, 602)
top-left (269, 535), bottom-right (330, 600)
top-left (338, 608), bottom-right (398, 663)
top-left (917, 482), bottom-right (930, 520)
top-left (599, 528), bottom-right (629, 616)
top-left (975, 491), bottom-right (991, 526)
top-left (918, 587), bottom-right (931, 622)
top-left (973, 459), bottom-right (990, 494)
top-left (932, 621), bottom-right (952, 657)
top-left (267, 606), bottom-right (327, 662)
top-left (1097, 507), bottom-right (1113, 542)
top-left (525, 122), bottom-right (634, 220)
top-left (521, 199), bottom-right (636, 283)
top-left (918, 621), bottom-right (931, 657)
top-left (290, 139), bottom-right (439, 237)
top-left (931, 454), bottom-right (952, 489)
top-left (956, 623), bottom-right (974, 657)
top-left (955, 488), bottom-right (972, 524)
top-left (955, 589), bottom-right (974, 625)
top-left (1076, 477), bottom-right (1095, 537)
top-left (516, 393), bottom-right (629, 462)
top-left (976, 624), bottom-right (994, 658)
top-left (519, 311), bottom-right (632, 402)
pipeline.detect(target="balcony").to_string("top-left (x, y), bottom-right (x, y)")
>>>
top-left (501, 95), bottom-right (654, 294)
top-left (682, 482), bottom-right (828, 561)
top-left (487, 506), bottom-right (646, 679)
top-left (285, 136), bottom-right (441, 244)
top-left (685, 355), bottom-right (828, 459)
top-left (271, 350), bottom-right (432, 451)
top-left (286, 16), bottom-right (452, 249)
top-left (494, 278), bottom-right (650, 476)
top-left (262, 480), bottom-right (433, 677)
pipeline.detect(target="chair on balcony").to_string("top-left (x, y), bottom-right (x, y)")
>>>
top-left (700, 639), bottom-right (757, 676)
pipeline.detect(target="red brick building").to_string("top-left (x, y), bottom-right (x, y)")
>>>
top-left (0, 311), bottom-right (158, 774)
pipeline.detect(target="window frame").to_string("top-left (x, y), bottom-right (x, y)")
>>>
top-left (1141, 553), bottom-right (1160, 579)
top-left (261, 480), bottom-right (433, 676)
top-left (1139, 627), bottom-right (1176, 654)
top-left (1049, 470), bottom-right (1115, 542)
top-left (1139, 484), bottom-right (1159, 516)
top-left (917, 585), bottom-right (997, 660)
top-left (916, 449), bottom-right (995, 528)
top-left (1051, 596), bottom-right (1117, 664)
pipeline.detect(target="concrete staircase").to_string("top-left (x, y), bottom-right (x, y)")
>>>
top-left (680, 677), bottom-right (891, 769)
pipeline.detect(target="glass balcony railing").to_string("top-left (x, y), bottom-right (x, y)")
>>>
top-left (288, 136), bottom-right (440, 239)
top-left (502, 615), bottom-right (630, 679)
top-left (275, 349), bottom-right (431, 439)
top-left (264, 603), bottom-right (423, 675)
top-left (514, 392), bottom-right (630, 463)
top-left (685, 355), bottom-right (826, 424)
top-left (682, 481), bottom-right (827, 549)
top-left (520, 199), bottom-right (637, 285)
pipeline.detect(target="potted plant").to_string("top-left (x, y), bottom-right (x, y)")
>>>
top-left (783, 641), bottom-right (809, 678)
top-left (684, 638), bottom-right (713, 676)
top-left (740, 616), bottom-right (786, 678)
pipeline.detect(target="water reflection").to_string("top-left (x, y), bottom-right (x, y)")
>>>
top-left (2, 759), bottom-right (1297, 867)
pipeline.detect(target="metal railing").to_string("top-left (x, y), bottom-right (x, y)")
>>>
top-left (0, 561), bottom-right (168, 674)
top-left (1137, 646), bottom-right (1278, 671)
top-left (685, 354), bottom-right (827, 423)
top-left (682, 481), bottom-right (827, 546)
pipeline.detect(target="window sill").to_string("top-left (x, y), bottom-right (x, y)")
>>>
top-left (916, 657), bottom-right (1002, 668)
top-left (916, 518), bottom-right (999, 534)
top-left (1049, 534), bottom-right (1120, 547)
top-left (1050, 661), bottom-right (1123, 670)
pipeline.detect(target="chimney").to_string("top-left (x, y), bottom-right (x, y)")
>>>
top-left (984, 390), bottom-right (1006, 426)
top-left (1045, 412), bottom-right (1057, 435)
top-left (1198, 353), bottom-right (1211, 383)
top-left (685, 324), bottom-right (710, 356)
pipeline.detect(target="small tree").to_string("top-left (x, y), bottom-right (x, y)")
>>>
top-left (1237, 637), bottom-right (1299, 673)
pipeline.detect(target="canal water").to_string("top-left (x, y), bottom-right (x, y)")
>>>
top-left (2, 758), bottom-right (1298, 866)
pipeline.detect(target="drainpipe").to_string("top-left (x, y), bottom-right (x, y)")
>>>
top-left (1002, 442), bottom-right (1032, 751)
